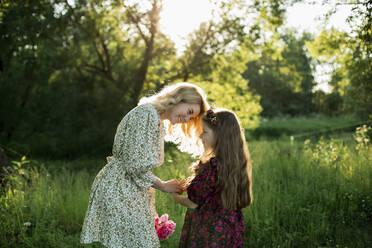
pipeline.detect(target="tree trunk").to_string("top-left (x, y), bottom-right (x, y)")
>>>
top-left (131, 45), bottom-right (153, 106)
top-left (129, 0), bottom-right (160, 106)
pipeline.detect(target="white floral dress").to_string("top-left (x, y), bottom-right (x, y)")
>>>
top-left (81, 103), bottom-right (164, 248)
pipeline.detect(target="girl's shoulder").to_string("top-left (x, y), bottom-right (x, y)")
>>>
top-left (209, 157), bottom-right (217, 167)
top-left (192, 157), bottom-right (217, 177)
top-left (201, 158), bottom-right (217, 173)
top-left (199, 157), bottom-right (217, 166)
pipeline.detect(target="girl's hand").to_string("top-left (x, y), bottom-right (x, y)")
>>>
top-left (170, 192), bottom-right (183, 204)
top-left (170, 192), bottom-right (198, 209)
top-left (170, 192), bottom-right (182, 202)
top-left (179, 178), bottom-right (187, 192)
top-left (162, 179), bottom-right (183, 193)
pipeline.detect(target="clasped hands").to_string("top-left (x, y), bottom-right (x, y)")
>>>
top-left (161, 178), bottom-right (186, 194)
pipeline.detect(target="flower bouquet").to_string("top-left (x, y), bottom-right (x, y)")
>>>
top-left (154, 213), bottom-right (176, 240)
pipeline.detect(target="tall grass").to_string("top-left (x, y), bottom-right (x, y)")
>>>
top-left (249, 115), bottom-right (367, 140)
top-left (244, 137), bottom-right (372, 247)
top-left (0, 162), bottom-right (100, 248)
top-left (1, 130), bottom-right (371, 247)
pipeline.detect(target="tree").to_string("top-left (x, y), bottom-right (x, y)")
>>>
top-left (344, 0), bottom-right (372, 119)
top-left (0, 0), bottom-right (173, 156)
top-left (306, 0), bottom-right (371, 118)
top-left (0, 0), bottom-right (67, 141)
top-left (193, 47), bottom-right (262, 129)
top-left (243, 30), bottom-right (316, 117)
top-left (2, 0), bottom-right (297, 156)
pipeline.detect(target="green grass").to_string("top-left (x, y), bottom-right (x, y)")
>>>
top-left (1, 133), bottom-right (372, 247)
top-left (248, 115), bottom-right (369, 140)
top-left (244, 138), bottom-right (372, 247)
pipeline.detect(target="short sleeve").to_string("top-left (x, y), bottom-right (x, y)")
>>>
top-left (112, 104), bottom-right (163, 189)
top-left (187, 165), bottom-right (217, 207)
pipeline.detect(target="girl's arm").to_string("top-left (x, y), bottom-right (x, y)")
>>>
top-left (153, 178), bottom-right (183, 193)
top-left (171, 193), bottom-right (198, 209)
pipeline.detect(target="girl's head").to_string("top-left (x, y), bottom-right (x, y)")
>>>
top-left (200, 109), bottom-right (253, 210)
top-left (139, 82), bottom-right (209, 156)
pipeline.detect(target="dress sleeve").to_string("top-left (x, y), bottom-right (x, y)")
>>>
top-left (187, 165), bottom-right (217, 207)
top-left (112, 104), bottom-right (163, 189)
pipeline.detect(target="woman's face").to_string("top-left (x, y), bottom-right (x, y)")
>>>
top-left (200, 122), bottom-right (216, 151)
top-left (167, 102), bottom-right (201, 124)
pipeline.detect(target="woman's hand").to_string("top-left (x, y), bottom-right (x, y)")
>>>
top-left (161, 179), bottom-right (183, 193)
top-left (153, 178), bottom-right (187, 193)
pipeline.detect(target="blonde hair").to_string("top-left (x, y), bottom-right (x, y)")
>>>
top-left (139, 82), bottom-right (209, 156)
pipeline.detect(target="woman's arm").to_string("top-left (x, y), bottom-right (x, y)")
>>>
top-left (153, 178), bottom-right (183, 193)
top-left (171, 193), bottom-right (198, 209)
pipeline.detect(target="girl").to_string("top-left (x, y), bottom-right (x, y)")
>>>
top-left (81, 82), bottom-right (209, 248)
top-left (171, 109), bottom-right (253, 247)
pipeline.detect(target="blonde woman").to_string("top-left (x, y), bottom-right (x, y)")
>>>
top-left (81, 82), bottom-right (209, 248)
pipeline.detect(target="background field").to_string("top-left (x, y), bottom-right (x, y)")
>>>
top-left (1, 1), bottom-right (371, 246)
top-left (1, 120), bottom-right (371, 247)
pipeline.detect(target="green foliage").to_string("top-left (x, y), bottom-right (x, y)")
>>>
top-left (2, 156), bottom-right (31, 195)
top-left (1, 0), bottom-right (370, 159)
top-left (249, 115), bottom-right (364, 140)
top-left (243, 30), bottom-right (316, 117)
top-left (0, 0), bottom-right (169, 157)
top-left (312, 91), bottom-right (344, 116)
top-left (0, 160), bottom-right (99, 248)
top-left (0, 0), bottom-right (265, 158)
top-left (306, 29), bottom-right (352, 97)
top-left (353, 125), bottom-right (371, 151)
top-left (1, 130), bottom-right (372, 247)
top-left (245, 133), bottom-right (372, 247)
top-left (306, 1), bottom-right (372, 119)
top-left (192, 48), bottom-right (262, 129)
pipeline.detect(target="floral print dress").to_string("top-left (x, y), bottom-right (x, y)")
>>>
top-left (80, 104), bottom-right (164, 248)
top-left (179, 158), bottom-right (245, 248)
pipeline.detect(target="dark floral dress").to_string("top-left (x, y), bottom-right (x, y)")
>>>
top-left (179, 158), bottom-right (245, 248)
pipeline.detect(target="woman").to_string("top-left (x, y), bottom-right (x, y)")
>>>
top-left (81, 82), bottom-right (209, 248)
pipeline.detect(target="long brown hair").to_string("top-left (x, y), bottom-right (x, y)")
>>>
top-left (197, 109), bottom-right (253, 210)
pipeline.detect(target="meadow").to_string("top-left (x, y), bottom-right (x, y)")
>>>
top-left (1, 124), bottom-right (371, 248)
top-left (2, 0), bottom-right (371, 246)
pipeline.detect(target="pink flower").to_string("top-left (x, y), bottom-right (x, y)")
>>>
top-left (160, 213), bottom-right (168, 223)
top-left (154, 213), bottom-right (176, 240)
